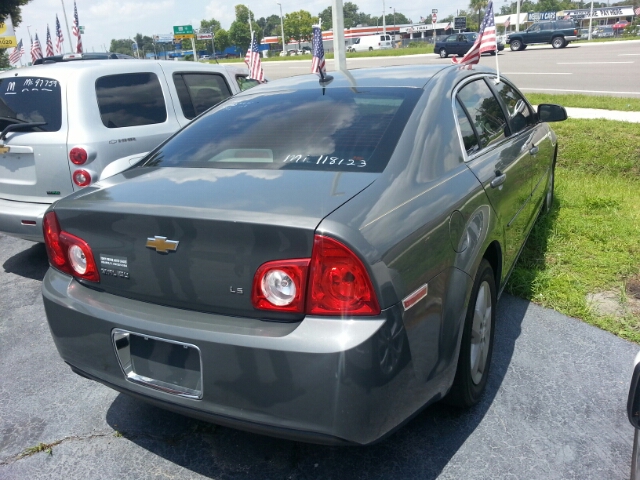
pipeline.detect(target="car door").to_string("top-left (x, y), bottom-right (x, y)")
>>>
top-left (539, 22), bottom-right (554, 43)
top-left (526, 23), bottom-right (542, 43)
top-left (455, 76), bottom-right (533, 276)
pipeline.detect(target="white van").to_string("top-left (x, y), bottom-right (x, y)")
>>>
top-left (348, 34), bottom-right (393, 52)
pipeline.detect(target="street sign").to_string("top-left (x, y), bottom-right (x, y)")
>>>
top-left (197, 33), bottom-right (213, 40)
top-left (454, 16), bottom-right (467, 30)
top-left (154, 34), bottom-right (174, 43)
top-left (79, 26), bottom-right (85, 34)
top-left (0, 18), bottom-right (18, 48)
top-left (173, 25), bottom-right (193, 35)
top-left (174, 33), bottom-right (194, 40)
top-left (432, 9), bottom-right (438, 13)
top-left (432, 13), bottom-right (437, 24)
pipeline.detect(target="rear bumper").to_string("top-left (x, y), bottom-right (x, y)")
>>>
top-left (0, 197), bottom-right (51, 242)
top-left (42, 268), bottom-right (445, 445)
top-left (563, 36), bottom-right (578, 41)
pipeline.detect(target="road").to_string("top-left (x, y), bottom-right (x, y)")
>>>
top-left (262, 40), bottom-right (640, 97)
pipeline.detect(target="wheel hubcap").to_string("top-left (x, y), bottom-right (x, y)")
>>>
top-left (470, 281), bottom-right (492, 385)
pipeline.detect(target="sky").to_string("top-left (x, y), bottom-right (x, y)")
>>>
top-left (14, 0), bottom-right (473, 52)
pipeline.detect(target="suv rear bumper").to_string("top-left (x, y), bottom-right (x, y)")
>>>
top-left (563, 36), bottom-right (578, 41)
top-left (0, 198), bottom-right (50, 242)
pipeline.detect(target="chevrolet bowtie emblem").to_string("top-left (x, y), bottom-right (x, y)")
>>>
top-left (146, 236), bottom-right (179, 253)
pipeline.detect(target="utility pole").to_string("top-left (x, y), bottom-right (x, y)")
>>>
top-left (332, 0), bottom-right (347, 71)
top-left (60, 0), bottom-right (74, 53)
top-left (277, 3), bottom-right (286, 55)
top-left (382, 0), bottom-right (387, 35)
top-left (516, 0), bottom-right (521, 31)
top-left (588, 0), bottom-right (594, 40)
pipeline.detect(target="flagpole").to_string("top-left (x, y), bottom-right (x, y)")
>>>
top-left (60, 0), bottom-right (73, 53)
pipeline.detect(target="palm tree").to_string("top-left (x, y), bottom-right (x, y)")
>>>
top-left (469, 0), bottom-right (488, 28)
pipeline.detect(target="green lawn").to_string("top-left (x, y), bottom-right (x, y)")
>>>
top-left (507, 118), bottom-right (640, 342)
top-left (525, 93), bottom-right (640, 112)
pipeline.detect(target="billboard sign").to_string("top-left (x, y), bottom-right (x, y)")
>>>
top-left (154, 34), bottom-right (174, 43)
top-left (454, 16), bottom-right (467, 30)
top-left (528, 11), bottom-right (557, 22)
top-left (197, 33), bottom-right (213, 40)
top-left (0, 17), bottom-right (18, 48)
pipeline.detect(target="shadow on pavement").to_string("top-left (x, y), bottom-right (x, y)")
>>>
top-left (104, 295), bottom-right (529, 479)
top-left (2, 242), bottom-right (48, 281)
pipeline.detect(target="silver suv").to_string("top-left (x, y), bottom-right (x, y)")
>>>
top-left (0, 60), bottom-right (258, 242)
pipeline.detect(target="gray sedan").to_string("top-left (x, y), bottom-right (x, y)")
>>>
top-left (41, 65), bottom-right (567, 445)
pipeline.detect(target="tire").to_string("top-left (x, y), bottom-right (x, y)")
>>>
top-left (490, 50), bottom-right (497, 56)
top-left (560, 41), bottom-right (569, 48)
top-left (369, 47), bottom-right (373, 51)
top-left (510, 39), bottom-right (522, 51)
top-left (446, 259), bottom-right (497, 408)
top-left (552, 36), bottom-right (565, 49)
top-left (542, 160), bottom-right (555, 214)
top-left (439, 48), bottom-right (448, 58)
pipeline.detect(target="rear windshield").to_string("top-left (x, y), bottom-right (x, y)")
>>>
top-left (0, 77), bottom-right (62, 132)
top-left (140, 87), bottom-right (421, 173)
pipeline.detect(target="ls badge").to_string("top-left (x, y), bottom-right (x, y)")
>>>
top-left (146, 236), bottom-right (179, 253)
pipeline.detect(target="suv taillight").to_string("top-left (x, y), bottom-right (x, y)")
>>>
top-left (43, 212), bottom-right (100, 282)
top-left (251, 235), bottom-right (380, 316)
top-left (72, 169), bottom-right (92, 187)
top-left (69, 147), bottom-right (88, 165)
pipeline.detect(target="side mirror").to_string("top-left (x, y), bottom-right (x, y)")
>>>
top-left (538, 104), bottom-right (568, 123)
top-left (98, 152), bottom-right (149, 181)
top-left (628, 352), bottom-right (640, 429)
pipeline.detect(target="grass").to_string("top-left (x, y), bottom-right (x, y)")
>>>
top-left (574, 35), bottom-right (640, 44)
top-left (506, 118), bottom-right (640, 342)
top-left (525, 93), bottom-right (640, 112)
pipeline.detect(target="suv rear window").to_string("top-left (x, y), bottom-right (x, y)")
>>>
top-left (95, 73), bottom-right (167, 128)
top-left (141, 87), bottom-right (421, 173)
top-left (556, 20), bottom-right (575, 29)
top-left (0, 77), bottom-right (62, 132)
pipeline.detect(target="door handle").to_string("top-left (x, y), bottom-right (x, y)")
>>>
top-left (490, 172), bottom-right (507, 188)
top-left (529, 145), bottom-right (539, 155)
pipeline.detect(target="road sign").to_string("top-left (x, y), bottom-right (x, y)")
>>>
top-left (432, 9), bottom-right (438, 14)
top-left (154, 34), bottom-right (174, 43)
top-left (173, 25), bottom-right (193, 35)
top-left (79, 26), bottom-right (85, 34)
top-left (432, 13), bottom-right (437, 24)
top-left (197, 33), bottom-right (213, 40)
top-left (174, 33), bottom-right (194, 40)
top-left (454, 16), bottom-right (467, 30)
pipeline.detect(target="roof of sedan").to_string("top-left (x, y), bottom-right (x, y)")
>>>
top-left (251, 65), bottom-right (452, 92)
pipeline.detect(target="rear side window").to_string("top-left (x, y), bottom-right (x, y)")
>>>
top-left (493, 81), bottom-right (535, 134)
top-left (95, 73), bottom-right (167, 128)
top-left (0, 77), bottom-right (62, 132)
top-left (456, 79), bottom-right (507, 150)
top-left (556, 20), bottom-right (574, 29)
top-left (236, 76), bottom-right (260, 92)
top-left (141, 87), bottom-right (421, 173)
top-left (455, 100), bottom-right (480, 155)
top-left (173, 73), bottom-right (232, 119)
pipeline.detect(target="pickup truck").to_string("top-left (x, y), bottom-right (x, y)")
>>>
top-left (507, 19), bottom-right (579, 51)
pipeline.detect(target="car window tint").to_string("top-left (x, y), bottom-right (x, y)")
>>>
top-left (455, 100), bottom-right (480, 155)
top-left (236, 76), bottom-right (260, 92)
top-left (141, 87), bottom-right (421, 173)
top-left (0, 77), bottom-right (62, 132)
top-left (493, 81), bottom-right (534, 134)
top-left (457, 79), bottom-right (507, 150)
top-left (540, 22), bottom-right (552, 30)
top-left (95, 73), bottom-right (166, 128)
top-left (173, 73), bottom-right (232, 119)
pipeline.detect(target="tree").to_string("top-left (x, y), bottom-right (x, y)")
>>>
top-left (376, 11), bottom-right (410, 27)
top-left (469, 0), bottom-right (488, 27)
top-left (257, 14), bottom-right (282, 37)
top-left (0, 0), bottom-right (33, 26)
top-left (214, 29), bottom-right (230, 52)
top-left (284, 10), bottom-right (314, 47)
top-left (229, 4), bottom-right (261, 51)
top-left (200, 18), bottom-right (221, 32)
top-left (0, 50), bottom-right (10, 69)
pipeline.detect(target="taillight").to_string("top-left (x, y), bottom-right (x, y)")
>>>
top-left (251, 235), bottom-right (380, 316)
top-left (69, 147), bottom-right (88, 165)
top-left (307, 236), bottom-right (380, 315)
top-left (43, 211), bottom-right (100, 282)
top-left (72, 169), bottom-right (92, 187)
top-left (252, 259), bottom-right (309, 313)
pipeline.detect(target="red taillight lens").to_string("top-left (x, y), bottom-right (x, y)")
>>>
top-left (307, 236), bottom-right (380, 315)
top-left (69, 147), bottom-right (88, 165)
top-left (252, 259), bottom-right (309, 313)
top-left (72, 169), bottom-right (91, 187)
top-left (43, 211), bottom-right (100, 282)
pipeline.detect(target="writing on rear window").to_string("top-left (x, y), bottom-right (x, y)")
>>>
top-left (4, 78), bottom-right (59, 95)
top-left (283, 154), bottom-right (367, 168)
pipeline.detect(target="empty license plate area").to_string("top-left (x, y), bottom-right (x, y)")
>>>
top-left (112, 329), bottom-right (203, 399)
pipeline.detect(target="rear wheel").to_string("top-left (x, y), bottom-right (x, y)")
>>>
top-left (490, 50), bottom-right (497, 56)
top-left (560, 41), bottom-right (569, 48)
top-left (446, 259), bottom-right (496, 408)
top-left (439, 48), bottom-right (448, 58)
top-left (369, 47), bottom-right (373, 51)
top-left (510, 39), bottom-right (522, 51)
top-left (552, 36), bottom-right (565, 49)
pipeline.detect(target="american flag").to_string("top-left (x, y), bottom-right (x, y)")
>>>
top-left (243, 34), bottom-right (265, 82)
top-left (46, 25), bottom-right (54, 57)
top-left (73, 0), bottom-right (83, 53)
top-left (55, 15), bottom-right (64, 54)
top-left (504, 16), bottom-right (511, 29)
top-left (635, 7), bottom-right (640, 16)
top-left (31, 34), bottom-right (44, 63)
top-left (9, 39), bottom-right (24, 64)
top-left (452, 0), bottom-right (496, 65)
top-left (311, 25), bottom-right (326, 76)
top-left (444, 22), bottom-right (452, 31)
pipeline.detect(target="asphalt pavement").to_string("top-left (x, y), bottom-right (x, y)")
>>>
top-left (0, 231), bottom-right (638, 479)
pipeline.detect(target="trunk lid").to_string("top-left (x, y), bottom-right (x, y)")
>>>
top-left (55, 167), bottom-right (377, 319)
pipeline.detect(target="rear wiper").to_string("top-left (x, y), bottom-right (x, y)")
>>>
top-left (0, 122), bottom-right (47, 142)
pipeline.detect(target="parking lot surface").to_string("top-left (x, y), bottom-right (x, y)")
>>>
top-left (0, 232), bottom-right (637, 479)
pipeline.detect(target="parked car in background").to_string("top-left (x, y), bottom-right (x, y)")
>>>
top-left (0, 60), bottom-right (258, 242)
top-left (592, 25), bottom-right (614, 38)
top-left (507, 19), bottom-right (579, 50)
top-left (348, 34), bottom-right (393, 52)
top-left (436, 32), bottom-right (504, 58)
top-left (41, 64), bottom-right (567, 446)
top-left (613, 20), bottom-right (630, 33)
